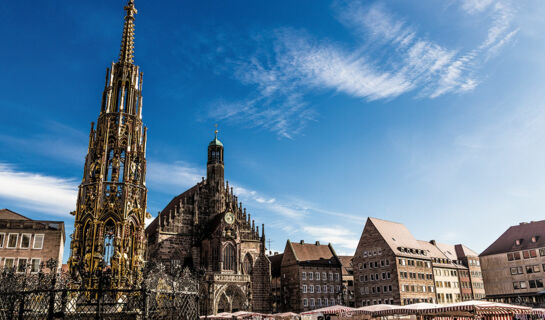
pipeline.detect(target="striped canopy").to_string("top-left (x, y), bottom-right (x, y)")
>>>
top-left (301, 305), bottom-right (357, 315)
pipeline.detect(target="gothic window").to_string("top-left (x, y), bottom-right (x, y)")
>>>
top-left (106, 149), bottom-right (114, 181)
top-left (119, 151), bottom-right (126, 183)
top-left (128, 223), bottom-right (135, 268)
top-left (223, 244), bottom-right (236, 271)
top-left (115, 81), bottom-right (122, 112)
top-left (243, 253), bottom-right (253, 275)
top-left (122, 85), bottom-right (129, 112)
top-left (103, 221), bottom-right (116, 266)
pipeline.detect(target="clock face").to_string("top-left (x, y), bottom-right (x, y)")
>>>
top-left (224, 211), bottom-right (235, 224)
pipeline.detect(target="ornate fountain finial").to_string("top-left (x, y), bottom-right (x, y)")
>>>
top-left (119, 0), bottom-right (137, 64)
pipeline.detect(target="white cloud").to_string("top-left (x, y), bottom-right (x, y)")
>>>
top-left (303, 225), bottom-right (359, 253)
top-left (0, 163), bottom-right (78, 216)
top-left (204, 0), bottom-right (520, 137)
top-left (461, 0), bottom-right (494, 14)
top-left (146, 160), bottom-right (203, 192)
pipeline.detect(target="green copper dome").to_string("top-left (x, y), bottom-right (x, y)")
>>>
top-left (209, 137), bottom-right (223, 147)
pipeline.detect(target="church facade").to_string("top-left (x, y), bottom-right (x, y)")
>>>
top-left (145, 132), bottom-right (272, 314)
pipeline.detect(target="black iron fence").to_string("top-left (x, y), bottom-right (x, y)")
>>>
top-left (0, 260), bottom-right (200, 320)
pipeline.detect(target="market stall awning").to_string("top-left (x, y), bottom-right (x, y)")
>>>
top-left (301, 305), bottom-right (357, 315)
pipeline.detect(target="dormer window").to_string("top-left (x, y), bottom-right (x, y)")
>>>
top-left (531, 236), bottom-right (539, 243)
top-left (515, 239), bottom-right (522, 246)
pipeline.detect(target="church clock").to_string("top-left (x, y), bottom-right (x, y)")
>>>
top-left (224, 211), bottom-right (235, 224)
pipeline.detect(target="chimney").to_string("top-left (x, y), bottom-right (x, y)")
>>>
top-left (430, 240), bottom-right (436, 245)
top-left (315, 241), bottom-right (320, 246)
top-left (300, 240), bottom-right (304, 244)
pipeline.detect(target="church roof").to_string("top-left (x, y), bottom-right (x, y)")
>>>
top-left (479, 220), bottom-right (545, 256)
top-left (209, 137), bottom-right (223, 147)
top-left (145, 184), bottom-right (201, 233)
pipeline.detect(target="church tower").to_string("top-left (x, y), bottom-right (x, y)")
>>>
top-left (68, 0), bottom-right (149, 288)
top-left (207, 127), bottom-right (225, 191)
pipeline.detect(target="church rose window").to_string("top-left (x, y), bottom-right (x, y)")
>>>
top-left (224, 244), bottom-right (236, 271)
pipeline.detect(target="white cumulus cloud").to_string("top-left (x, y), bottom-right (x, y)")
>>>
top-left (0, 163), bottom-right (78, 216)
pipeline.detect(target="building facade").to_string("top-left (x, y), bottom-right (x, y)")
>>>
top-left (145, 133), bottom-right (271, 314)
top-left (480, 220), bottom-right (545, 307)
top-left (339, 256), bottom-right (355, 307)
top-left (269, 253), bottom-right (284, 313)
top-left (456, 245), bottom-right (486, 300)
top-left (353, 218), bottom-right (435, 307)
top-left (67, 0), bottom-right (149, 289)
top-left (278, 240), bottom-right (343, 313)
top-left (0, 209), bottom-right (65, 272)
top-left (434, 242), bottom-right (475, 301)
top-left (418, 240), bottom-right (462, 304)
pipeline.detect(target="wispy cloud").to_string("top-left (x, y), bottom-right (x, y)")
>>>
top-left (202, 1), bottom-right (518, 138)
top-left (303, 225), bottom-right (359, 254)
top-left (146, 160), bottom-right (203, 193)
top-left (461, 0), bottom-right (494, 14)
top-left (0, 163), bottom-right (78, 216)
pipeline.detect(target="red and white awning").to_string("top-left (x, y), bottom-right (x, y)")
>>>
top-left (301, 305), bottom-right (357, 315)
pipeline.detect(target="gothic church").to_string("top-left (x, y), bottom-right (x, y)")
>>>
top-left (145, 131), bottom-right (272, 314)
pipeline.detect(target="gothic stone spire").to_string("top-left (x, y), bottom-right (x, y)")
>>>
top-left (119, 0), bottom-right (137, 64)
top-left (68, 0), bottom-right (148, 289)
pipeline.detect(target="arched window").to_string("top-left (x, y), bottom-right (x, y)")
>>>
top-left (223, 244), bottom-right (236, 271)
top-left (243, 253), bottom-right (253, 275)
top-left (103, 221), bottom-right (116, 267)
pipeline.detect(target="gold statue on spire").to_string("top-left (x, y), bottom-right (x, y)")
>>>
top-left (214, 123), bottom-right (219, 138)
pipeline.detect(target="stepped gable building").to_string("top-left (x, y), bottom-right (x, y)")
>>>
top-left (479, 220), bottom-right (545, 307)
top-left (68, 0), bottom-right (149, 288)
top-left (0, 209), bottom-right (65, 272)
top-left (353, 218), bottom-right (435, 307)
top-left (278, 240), bottom-right (343, 313)
top-left (339, 256), bottom-right (355, 307)
top-left (145, 132), bottom-right (271, 314)
top-left (417, 240), bottom-right (462, 304)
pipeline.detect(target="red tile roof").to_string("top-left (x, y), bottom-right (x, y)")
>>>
top-left (291, 241), bottom-right (336, 261)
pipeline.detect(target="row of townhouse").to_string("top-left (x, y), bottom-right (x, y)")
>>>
top-left (352, 217), bottom-right (485, 307)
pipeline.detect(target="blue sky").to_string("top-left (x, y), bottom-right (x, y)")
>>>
top-left (1, 0), bottom-right (545, 263)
